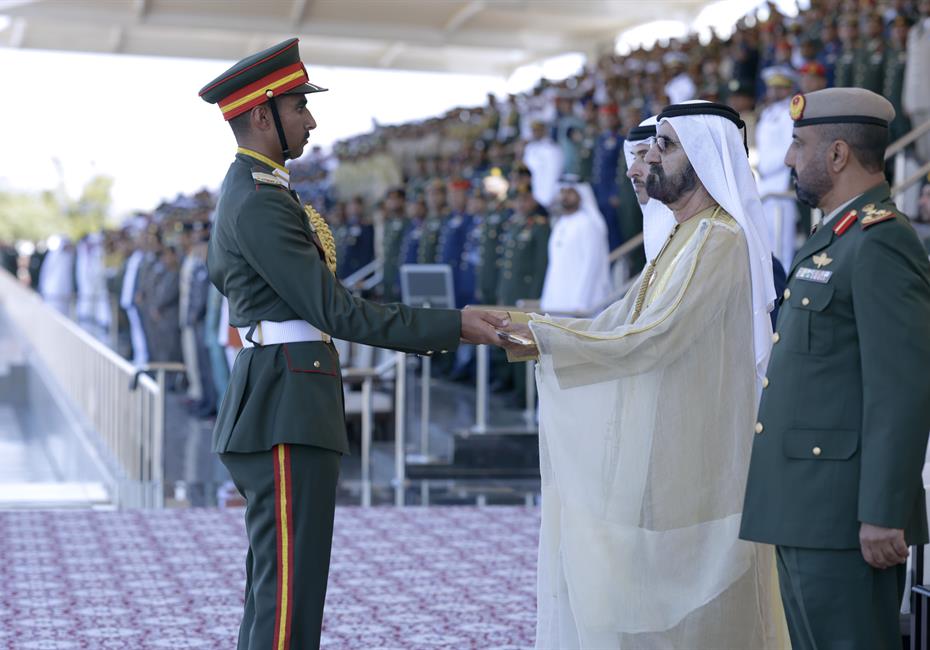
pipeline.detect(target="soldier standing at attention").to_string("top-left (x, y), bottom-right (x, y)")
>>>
top-left (495, 189), bottom-right (549, 402)
top-left (379, 187), bottom-right (408, 303)
top-left (199, 39), bottom-right (510, 650)
top-left (418, 179), bottom-right (448, 264)
top-left (833, 16), bottom-right (859, 88)
top-left (740, 87), bottom-right (930, 650)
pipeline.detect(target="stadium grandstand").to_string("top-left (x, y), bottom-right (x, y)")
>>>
top-left (1, 0), bottom-right (930, 647)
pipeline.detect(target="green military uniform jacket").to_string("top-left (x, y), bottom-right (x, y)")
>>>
top-left (474, 210), bottom-right (505, 305)
top-left (417, 212), bottom-right (446, 264)
top-left (380, 214), bottom-right (408, 302)
top-left (496, 212), bottom-right (549, 305)
top-left (208, 152), bottom-right (461, 455)
top-left (854, 39), bottom-right (885, 94)
top-left (741, 182), bottom-right (930, 549)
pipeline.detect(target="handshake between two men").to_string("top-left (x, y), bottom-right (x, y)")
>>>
top-left (458, 308), bottom-right (538, 357)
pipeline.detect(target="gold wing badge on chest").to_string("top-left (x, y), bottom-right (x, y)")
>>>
top-left (812, 252), bottom-right (832, 268)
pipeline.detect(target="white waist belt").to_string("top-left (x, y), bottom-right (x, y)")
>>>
top-left (238, 320), bottom-right (327, 347)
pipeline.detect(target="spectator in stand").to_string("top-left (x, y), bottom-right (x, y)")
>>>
top-left (855, 12), bottom-right (886, 93)
top-left (834, 16), bottom-right (859, 87)
top-left (799, 61), bottom-right (828, 93)
top-left (148, 244), bottom-right (181, 369)
top-left (591, 103), bottom-right (625, 251)
top-left (523, 120), bottom-right (563, 210)
top-left (336, 196), bottom-right (374, 280)
top-left (904, 0), bottom-right (930, 165)
top-left (419, 179), bottom-right (449, 264)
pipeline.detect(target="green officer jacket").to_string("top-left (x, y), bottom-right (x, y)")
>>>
top-left (207, 152), bottom-right (461, 455)
top-left (496, 212), bottom-right (549, 306)
top-left (741, 182), bottom-right (930, 549)
top-left (475, 210), bottom-right (505, 305)
top-left (380, 214), bottom-right (407, 303)
top-left (418, 213), bottom-right (446, 264)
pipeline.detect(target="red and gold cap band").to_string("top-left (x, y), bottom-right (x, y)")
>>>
top-left (218, 61), bottom-right (309, 120)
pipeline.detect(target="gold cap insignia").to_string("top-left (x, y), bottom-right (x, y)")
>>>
top-left (790, 94), bottom-right (806, 121)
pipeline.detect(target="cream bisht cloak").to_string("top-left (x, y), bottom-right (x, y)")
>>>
top-left (530, 105), bottom-right (784, 649)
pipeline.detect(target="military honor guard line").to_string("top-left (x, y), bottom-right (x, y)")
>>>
top-left (200, 38), bottom-right (930, 650)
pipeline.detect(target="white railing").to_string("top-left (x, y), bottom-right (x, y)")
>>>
top-left (0, 271), bottom-right (164, 507)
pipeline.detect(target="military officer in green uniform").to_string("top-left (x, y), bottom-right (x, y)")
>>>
top-left (740, 87), bottom-right (930, 650)
top-left (199, 38), bottom-right (509, 650)
top-left (473, 194), bottom-right (507, 306)
top-left (853, 13), bottom-right (886, 93)
top-left (495, 189), bottom-right (549, 399)
top-left (833, 16), bottom-right (859, 88)
top-left (417, 179), bottom-right (448, 264)
top-left (883, 15), bottom-right (913, 143)
top-left (379, 187), bottom-right (408, 303)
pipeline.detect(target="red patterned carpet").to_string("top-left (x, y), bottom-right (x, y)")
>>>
top-left (0, 507), bottom-right (539, 649)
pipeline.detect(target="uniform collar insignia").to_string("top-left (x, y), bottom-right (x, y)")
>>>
top-left (237, 146), bottom-right (290, 187)
top-left (832, 209), bottom-right (858, 236)
top-left (812, 252), bottom-right (833, 268)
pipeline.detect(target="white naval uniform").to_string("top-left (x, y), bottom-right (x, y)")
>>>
top-left (756, 97), bottom-right (798, 265)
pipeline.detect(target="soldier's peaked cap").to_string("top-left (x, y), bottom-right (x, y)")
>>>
top-left (789, 87), bottom-right (894, 128)
top-left (199, 38), bottom-right (327, 121)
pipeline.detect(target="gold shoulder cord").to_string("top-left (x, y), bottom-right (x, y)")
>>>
top-left (631, 223), bottom-right (680, 323)
top-left (304, 204), bottom-right (338, 275)
top-left (629, 205), bottom-right (720, 323)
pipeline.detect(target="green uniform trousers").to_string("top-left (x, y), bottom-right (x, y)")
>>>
top-left (776, 546), bottom-right (906, 650)
top-left (221, 444), bottom-right (341, 650)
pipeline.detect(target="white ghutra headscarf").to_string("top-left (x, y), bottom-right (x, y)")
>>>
top-left (658, 100), bottom-right (775, 392)
top-left (622, 115), bottom-right (677, 262)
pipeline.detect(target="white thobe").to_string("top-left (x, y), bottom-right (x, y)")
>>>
top-left (529, 208), bottom-right (784, 649)
top-left (523, 138), bottom-right (564, 209)
top-left (540, 210), bottom-right (610, 315)
top-left (756, 98), bottom-right (797, 265)
top-left (665, 73), bottom-right (697, 105)
top-left (38, 247), bottom-right (75, 316)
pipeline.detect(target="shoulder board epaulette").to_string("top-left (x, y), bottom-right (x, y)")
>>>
top-left (833, 209), bottom-right (858, 235)
top-left (252, 171), bottom-right (289, 189)
top-left (859, 203), bottom-right (897, 229)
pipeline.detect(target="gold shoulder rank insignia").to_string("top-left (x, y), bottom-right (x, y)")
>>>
top-left (252, 171), bottom-right (288, 189)
top-left (860, 202), bottom-right (896, 228)
top-left (812, 252), bottom-right (833, 268)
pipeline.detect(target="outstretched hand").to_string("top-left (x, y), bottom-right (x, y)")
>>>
top-left (460, 309), bottom-right (510, 346)
top-left (499, 320), bottom-right (539, 358)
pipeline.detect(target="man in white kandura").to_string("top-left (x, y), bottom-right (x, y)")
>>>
top-left (539, 178), bottom-right (611, 315)
top-left (505, 101), bottom-right (785, 648)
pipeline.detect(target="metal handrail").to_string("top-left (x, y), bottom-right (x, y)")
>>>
top-left (886, 117), bottom-right (930, 160)
top-left (341, 354), bottom-right (404, 507)
top-left (0, 271), bottom-right (164, 507)
top-left (608, 232), bottom-right (645, 263)
top-left (342, 258), bottom-right (383, 289)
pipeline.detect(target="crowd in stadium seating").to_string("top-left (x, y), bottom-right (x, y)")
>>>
top-left (10, 0), bottom-right (930, 410)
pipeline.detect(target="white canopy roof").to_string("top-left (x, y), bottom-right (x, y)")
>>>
top-left (0, 0), bottom-right (713, 75)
